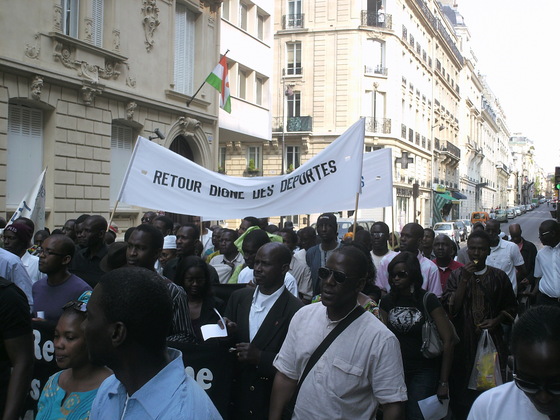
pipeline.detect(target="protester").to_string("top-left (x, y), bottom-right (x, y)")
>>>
top-left (380, 251), bottom-right (455, 419)
top-left (62, 219), bottom-right (77, 242)
top-left (457, 222), bottom-right (485, 265)
top-left (369, 221), bottom-right (392, 271)
top-left (153, 215), bottom-right (174, 237)
top-left (174, 256), bottom-right (224, 342)
top-left (376, 223), bottom-right (442, 297)
top-left (509, 223), bottom-right (538, 310)
top-left (33, 234), bottom-right (92, 323)
top-left (468, 305), bottom-right (560, 419)
top-left (421, 228), bottom-right (436, 259)
top-left (33, 229), bottom-right (50, 250)
top-left (278, 228), bottom-right (312, 302)
top-left (238, 216), bottom-right (260, 236)
top-left (269, 246), bottom-right (407, 420)
top-left (0, 242), bottom-right (34, 308)
top-left (485, 219), bottom-right (525, 294)
top-left (0, 275), bottom-right (33, 419)
top-left (532, 220), bottom-right (560, 307)
top-left (306, 213), bottom-right (341, 296)
top-left (203, 227), bottom-right (221, 262)
top-left (237, 228), bottom-right (299, 297)
top-left (158, 235), bottom-right (177, 275)
top-left (3, 222), bottom-right (42, 285)
top-left (126, 224), bottom-right (196, 342)
top-left (73, 214), bottom-right (91, 249)
top-left (69, 215), bottom-right (109, 288)
top-left (36, 292), bottom-right (112, 419)
top-left (141, 211), bottom-right (157, 224)
top-left (442, 230), bottom-right (517, 419)
top-left (433, 234), bottom-right (464, 291)
top-left (163, 223), bottom-right (200, 279)
top-left (224, 242), bottom-right (303, 419)
top-left (85, 267), bottom-right (221, 419)
top-left (209, 229), bottom-right (244, 284)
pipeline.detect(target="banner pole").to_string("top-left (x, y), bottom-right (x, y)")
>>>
top-left (187, 49), bottom-right (230, 107)
top-left (391, 206), bottom-right (396, 249)
top-left (352, 192), bottom-right (360, 237)
top-left (108, 200), bottom-right (119, 231)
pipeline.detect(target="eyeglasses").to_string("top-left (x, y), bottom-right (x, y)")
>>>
top-left (513, 373), bottom-right (560, 396)
top-left (539, 231), bottom-right (552, 239)
top-left (390, 271), bottom-right (409, 279)
top-left (141, 217), bottom-right (153, 223)
top-left (372, 232), bottom-right (386, 239)
top-left (37, 247), bottom-right (66, 257)
top-left (62, 300), bottom-right (87, 313)
top-left (318, 267), bottom-right (357, 284)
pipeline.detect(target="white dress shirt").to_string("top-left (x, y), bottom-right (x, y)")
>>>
top-left (249, 285), bottom-right (285, 341)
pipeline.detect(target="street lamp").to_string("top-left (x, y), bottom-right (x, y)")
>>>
top-left (429, 123), bottom-right (445, 226)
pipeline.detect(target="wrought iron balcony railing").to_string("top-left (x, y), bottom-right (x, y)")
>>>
top-left (364, 117), bottom-right (391, 134)
top-left (282, 14), bottom-right (304, 29)
top-left (272, 116), bottom-right (313, 133)
top-left (361, 11), bottom-right (392, 30)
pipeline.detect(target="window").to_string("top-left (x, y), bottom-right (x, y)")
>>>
top-left (239, 3), bottom-right (248, 31)
top-left (238, 69), bottom-right (247, 100)
top-left (247, 146), bottom-right (261, 170)
top-left (222, 0), bottom-right (230, 19)
top-left (218, 147), bottom-right (226, 172)
top-left (287, 0), bottom-right (302, 28)
top-left (257, 14), bottom-right (265, 40)
top-left (62, 0), bottom-right (79, 38)
top-left (284, 214), bottom-right (299, 225)
top-left (92, 0), bottom-right (104, 47)
top-left (286, 146), bottom-right (300, 171)
top-left (287, 91), bottom-right (301, 117)
top-left (7, 104), bottom-right (43, 207)
top-left (110, 125), bottom-right (134, 204)
top-left (286, 42), bottom-right (302, 75)
top-left (365, 39), bottom-right (385, 74)
top-left (174, 4), bottom-right (196, 95)
top-left (256, 77), bottom-right (264, 105)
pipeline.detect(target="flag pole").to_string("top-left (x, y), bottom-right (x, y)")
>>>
top-left (108, 200), bottom-right (119, 231)
top-left (187, 49), bottom-right (230, 107)
top-left (352, 193), bottom-right (360, 237)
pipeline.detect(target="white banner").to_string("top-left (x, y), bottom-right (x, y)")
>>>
top-left (359, 148), bottom-right (393, 209)
top-left (119, 119), bottom-right (391, 219)
top-left (8, 168), bottom-right (46, 229)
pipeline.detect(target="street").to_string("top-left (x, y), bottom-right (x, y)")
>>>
top-left (498, 206), bottom-right (553, 250)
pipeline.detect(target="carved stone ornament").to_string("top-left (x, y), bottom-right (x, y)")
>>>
top-left (200, 0), bottom-right (223, 13)
top-left (264, 139), bottom-right (279, 151)
top-left (112, 29), bottom-right (121, 52)
top-left (301, 138), bottom-right (309, 154)
top-left (81, 84), bottom-right (103, 106)
top-left (84, 18), bottom-right (94, 43)
top-left (53, 4), bottom-right (62, 32)
top-left (123, 63), bottom-right (136, 88)
top-left (54, 41), bottom-right (77, 69)
top-left (126, 101), bottom-right (137, 120)
top-left (142, 0), bottom-right (160, 52)
top-left (30, 76), bottom-right (44, 101)
top-left (178, 116), bottom-right (201, 135)
top-left (25, 33), bottom-right (41, 59)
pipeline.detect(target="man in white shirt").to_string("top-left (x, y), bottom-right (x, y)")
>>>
top-left (533, 220), bottom-right (560, 306)
top-left (485, 219), bottom-right (525, 294)
top-left (224, 242), bottom-right (303, 419)
top-left (468, 305), bottom-right (560, 420)
top-left (209, 229), bottom-right (244, 284)
top-left (376, 223), bottom-right (442, 297)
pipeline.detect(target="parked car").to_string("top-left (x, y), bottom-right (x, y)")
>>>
top-left (312, 218), bottom-right (376, 240)
top-left (433, 222), bottom-right (461, 245)
top-left (495, 209), bottom-right (508, 223)
top-left (506, 208), bottom-right (516, 219)
top-left (514, 207), bottom-right (522, 217)
top-left (453, 220), bottom-right (468, 241)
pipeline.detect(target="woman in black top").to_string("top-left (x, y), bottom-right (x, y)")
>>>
top-left (175, 256), bottom-right (224, 342)
top-left (379, 251), bottom-right (455, 420)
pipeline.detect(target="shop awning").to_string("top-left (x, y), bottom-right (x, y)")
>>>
top-left (451, 191), bottom-right (467, 200)
top-left (435, 192), bottom-right (454, 202)
top-left (433, 192), bottom-right (454, 224)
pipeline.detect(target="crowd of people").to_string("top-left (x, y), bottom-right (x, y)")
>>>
top-left (0, 211), bottom-right (559, 420)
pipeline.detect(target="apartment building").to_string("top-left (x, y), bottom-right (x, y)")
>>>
top-left (0, 0), bottom-right (221, 230)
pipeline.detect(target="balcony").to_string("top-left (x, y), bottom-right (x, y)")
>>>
top-left (364, 117), bottom-right (391, 134)
top-left (282, 14), bottom-right (305, 29)
top-left (272, 116), bottom-right (313, 133)
top-left (361, 11), bottom-right (393, 30)
top-left (435, 139), bottom-right (461, 165)
top-left (364, 65), bottom-right (388, 76)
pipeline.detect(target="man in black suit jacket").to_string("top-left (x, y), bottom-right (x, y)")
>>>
top-left (225, 242), bottom-right (303, 419)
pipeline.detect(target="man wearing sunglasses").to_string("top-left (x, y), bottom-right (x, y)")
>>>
top-left (533, 220), bottom-right (560, 307)
top-left (270, 245), bottom-right (406, 420)
top-left (468, 305), bottom-right (560, 419)
top-left (32, 234), bottom-right (92, 322)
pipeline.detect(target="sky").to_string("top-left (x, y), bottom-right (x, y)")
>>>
top-left (456, 0), bottom-right (559, 174)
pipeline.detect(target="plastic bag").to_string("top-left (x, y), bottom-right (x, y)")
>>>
top-left (468, 329), bottom-right (503, 391)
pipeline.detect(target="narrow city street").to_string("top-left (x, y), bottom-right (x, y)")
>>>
top-left (499, 206), bottom-right (553, 250)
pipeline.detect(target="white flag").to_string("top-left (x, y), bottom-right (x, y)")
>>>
top-left (118, 119), bottom-right (366, 219)
top-left (8, 168), bottom-right (47, 229)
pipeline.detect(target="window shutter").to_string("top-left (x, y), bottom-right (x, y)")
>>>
top-left (174, 5), bottom-right (195, 95)
top-left (7, 104), bottom-right (43, 206)
top-left (110, 125), bottom-right (133, 203)
top-left (92, 0), bottom-right (104, 47)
